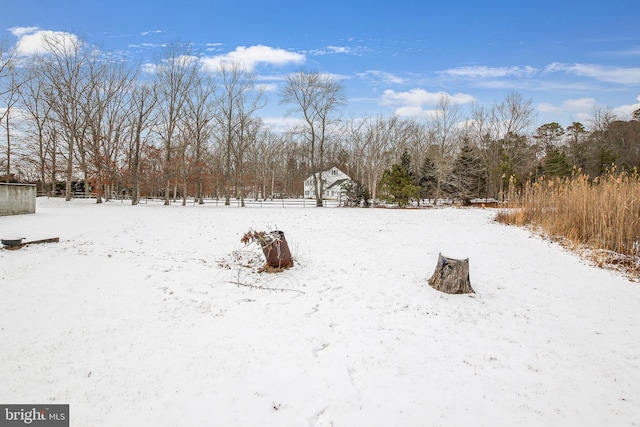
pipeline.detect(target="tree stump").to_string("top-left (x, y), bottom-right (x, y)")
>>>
top-left (428, 253), bottom-right (474, 294)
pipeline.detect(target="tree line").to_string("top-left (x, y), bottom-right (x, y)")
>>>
top-left (1, 35), bottom-right (639, 206)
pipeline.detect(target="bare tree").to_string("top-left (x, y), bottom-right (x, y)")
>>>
top-left (213, 62), bottom-right (264, 205)
top-left (398, 119), bottom-right (430, 180)
top-left (182, 72), bottom-right (215, 204)
top-left (469, 102), bottom-right (500, 199)
top-left (38, 32), bottom-right (91, 201)
top-left (430, 94), bottom-right (463, 204)
top-left (18, 57), bottom-right (56, 192)
top-left (588, 106), bottom-right (618, 175)
top-left (82, 57), bottom-right (135, 202)
top-left (0, 40), bottom-right (13, 80)
top-left (343, 116), bottom-right (425, 202)
top-left (469, 92), bottom-right (536, 200)
top-left (175, 132), bottom-right (192, 205)
top-left (281, 70), bottom-right (345, 207)
top-left (0, 47), bottom-right (20, 181)
top-left (248, 128), bottom-right (282, 200)
top-left (362, 116), bottom-right (397, 202)
top-left (154, 42), bottom-right (199, 205)
top-left (490, 91), bottom-right (536, 139)
top-left (343, 117), bottom-right (368, 185)
top-left (128, 79), bottom-right (157, 205)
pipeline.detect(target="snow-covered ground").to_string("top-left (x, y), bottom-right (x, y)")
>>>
top-left (1, 198), bottom-right (639, 427)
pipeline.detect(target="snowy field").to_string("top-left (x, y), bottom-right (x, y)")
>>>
top-left (1, 198), bottom-right (639, 427)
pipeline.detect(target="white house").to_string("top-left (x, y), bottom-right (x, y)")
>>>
top-left (303, 167), bottom-right (351, 200)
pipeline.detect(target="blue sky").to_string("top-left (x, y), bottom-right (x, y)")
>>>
top-left (3, 0), bottom-right (640, 129)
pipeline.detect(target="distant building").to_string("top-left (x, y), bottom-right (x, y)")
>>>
top-left (303, 167), bottom-right (351, 200)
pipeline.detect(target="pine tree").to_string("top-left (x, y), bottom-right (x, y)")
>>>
top-left (447, 141), bottom-right (486, 205)
top-left (419, 157), bottom-right (438, 201)
top-left (543, 148), bottom-right (573, 177)
top-left (379, 164), bottom-right (420, 207)
top-left (343, 179), bottom-right (371, 207)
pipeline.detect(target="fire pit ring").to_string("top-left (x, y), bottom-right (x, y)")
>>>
top-left (1, 238), bottom-right (25, 247)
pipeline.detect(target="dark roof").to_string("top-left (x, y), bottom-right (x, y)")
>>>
top-left (326, 178), bottom-right (350, 189)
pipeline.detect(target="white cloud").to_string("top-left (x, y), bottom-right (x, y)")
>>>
top-left (140, 62), bottom-right (157, 74)
top-left (140, 30), bottom-right (163, 36)
top-left (537, 98), bottom-right (597, 122)
top-left (318, 72), bottom-right (350, 81)
top-left (10, 27), bottom-right (81, 56)
top-left (205, 43), bottom-right (224, 52)
top-left (255, 83), bottom-right (278, 92)
top-left (261, 116), bottom-right (304, 132)
top-left (303, 45), bottom-right (371, 56)
top-left (381, 88), bottom-right (475, 107)
top-left (9, 26), bottom-right (40, 37)
top-left (357, 70), bottom-right (405, 84)
top-left (255, 74), bottom-right (287, 82)
top-left (439, 65), bottom-right (538, 78)
top-left (200, 45), bottom-right (305, 72)
top-left (613, 95), bottom-right (640, 119)
top-left (381, 89), bottom-right (475, 119)
top-left (537, 103), bottom-right (563, 114)
top-left (596, 47), bottom-right (640, 57)
top-left (280, 71), bottom-right (349, 82)
top-left (562, 97), bottom-right (597, 113)
top-left (308, 46), bottom-right (351, 55)
top-left (326, 46), bottom-right (350, 54)
top-left (563, 97), bottom-right (598, 121)
top-left (394, 106), bottom-right (434, 119)
top-left (546, 63), bottom-right (640, 84)
top-left (394, 106), bottom-right (474, 122)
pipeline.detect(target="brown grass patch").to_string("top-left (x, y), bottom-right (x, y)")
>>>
top-left (496, 171), bottom-right (640, 281)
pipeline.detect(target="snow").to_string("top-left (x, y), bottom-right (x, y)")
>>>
top-left (1, 198), bottom-right (639, 426)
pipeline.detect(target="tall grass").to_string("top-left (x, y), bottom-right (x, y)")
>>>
top-left (496, 170), bottom-right (640, 278)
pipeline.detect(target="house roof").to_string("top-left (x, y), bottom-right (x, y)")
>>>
top-left (304, 167), bottom-right (350, 182)
top-left (325, 178), bottom-right (349, 189)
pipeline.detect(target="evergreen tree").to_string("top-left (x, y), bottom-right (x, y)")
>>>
top-left (400, 149), bottom-right (424, 204)
top-left (543, 148), bottom-right (573, 177)
top-left (419, 157), bottom-right (438, 201)
top-left (379, 163), bottom-right (420, 207)
top-left (447, 141), bottom-right (486, 205)
top-left (534, 122), bottom-right (565, 155)
top-left (566, 122), bottom-right (589, 172)
top-left (342, 179), bottom-right (370, 207)
top-left (400, 150), bottom-right (412, 174)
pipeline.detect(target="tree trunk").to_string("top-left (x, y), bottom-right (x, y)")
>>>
top-left (50, 138), bottom-right (57, 197)
top-left (428, 253), bottom-right (474, 294)
top-left (131, 134), bottom-right (141, 205)
top-left (270, 170), bottom-right (275, 200)
top-left (65, 138), bottom-right (73, 201)
top-left (197, 177), bottom-right (204, 204)
top-left (5, 114), bottom-right (11, 179)
top-left (182, 175), bottom-right (187, 206)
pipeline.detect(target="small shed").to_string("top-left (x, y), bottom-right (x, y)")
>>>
top-left (0, 183), bottom-right (36, 216)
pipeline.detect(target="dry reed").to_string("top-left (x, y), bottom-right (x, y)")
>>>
top-left (496, 170), bottom-right (640, 279)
